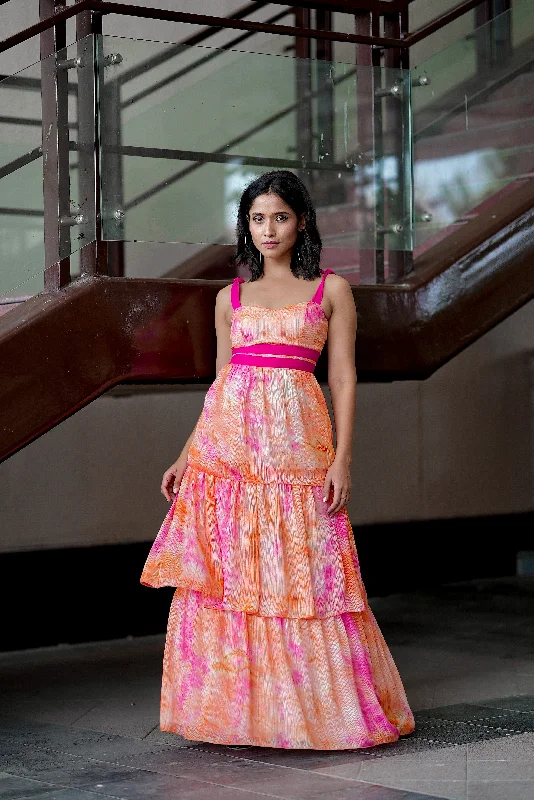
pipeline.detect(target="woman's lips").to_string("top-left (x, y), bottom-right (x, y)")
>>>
top-left (262, 242), bottom-right (279, 248)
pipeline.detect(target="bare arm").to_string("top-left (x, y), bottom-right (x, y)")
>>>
top-left (323, 275), bottom-right (357, 514)
top-left (161, 285), bottom-right (233, 500)
top-left (177, 287), bottom-right (232, 458)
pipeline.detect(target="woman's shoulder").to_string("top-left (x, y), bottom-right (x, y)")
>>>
top-left (325, 272), bottom-right (353, 295)
top-left (324, 273), bottom-right (356, 311)
top-left (216, 283), bottom-right (233, 302)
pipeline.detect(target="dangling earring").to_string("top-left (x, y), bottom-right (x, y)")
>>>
top-left (244, 233), bottom-right (248, 247)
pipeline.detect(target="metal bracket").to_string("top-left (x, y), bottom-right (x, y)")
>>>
top-left (376, 223), bottom-right (404, 234)
top-left (57, 56), bottom-right (82, 70)
top-left (103, 53), bottom-right (123, 67)
top-left (60, 213), bottom-right (86, 226)
top-left (375, 83), bottom-right (402, 98)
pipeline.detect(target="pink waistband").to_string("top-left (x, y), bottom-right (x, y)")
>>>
top-left (230, 342), bottom-right (320, 372)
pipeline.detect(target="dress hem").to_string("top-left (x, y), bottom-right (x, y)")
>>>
top-left (159, 723), bottom-right (415, 751)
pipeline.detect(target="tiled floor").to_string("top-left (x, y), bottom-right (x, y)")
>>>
top-left (0, 578), bottom-right (532, 800)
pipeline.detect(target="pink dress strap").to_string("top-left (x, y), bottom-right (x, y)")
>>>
top-left (231, 276), bottom-right (245, 310)
top-left (312, 268), bottom-right (335, 305)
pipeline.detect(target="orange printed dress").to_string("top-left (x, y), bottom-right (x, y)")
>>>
top-left (140, 268), bottom-right (415, 749)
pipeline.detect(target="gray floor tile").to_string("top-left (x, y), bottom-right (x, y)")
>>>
top-left (18, 792), bottom-right (114, 800)
top-left (131, 755), bottom-right (317, 787)
top-left (140, 729), bottom-right (192, 747)
top-left (0, 720), bottom-right (110, 754)
top-left (317, 785), bottom-right (421, 799)
top-left (233, 747), bottom-right (384, 769)
top-left (22, 763), bottom-right (142, 790)
top-left (77, 770), bottom-right (256, 798)
top-left (0, 751), bottom-right (86, 779)
top-left (400, 790), bottom-right (462, 800)
top-left (38, 732), bottom-right (181, 764)
top-left (0, 741), bottom-right (25, 756)
top-left (468, 760), bottom-right (534, 780)
top-left (218, 769), bottom-right (362, 800)
top-left (154, 790), bottom-right (276, 800)
top-left (467, 732), bottom-right (534, 761)
top-left (0, 773), bottom-right (56, 799)
top-left (107, 745), bottom-right (230, 771)
top-left (324, 745), bottom-right (466, 782)
top-left (70, 695), bottom-right (160, 740)
top-left (465, 782), bottom-right (533, 800)
top-left (357, 778), bottom-right (467, 800)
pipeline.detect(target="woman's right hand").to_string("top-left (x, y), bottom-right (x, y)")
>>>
top-left (161, 458), bottom-right (187, 501)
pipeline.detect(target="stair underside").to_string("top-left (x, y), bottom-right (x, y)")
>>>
top-left (1, 179), bottom-right (534, 462)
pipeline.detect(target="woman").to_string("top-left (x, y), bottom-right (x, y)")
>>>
top-left (141, 170), bottom-right (415, 749)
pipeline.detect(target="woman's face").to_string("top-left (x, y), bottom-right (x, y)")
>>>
top-left (247, 192), bottom-right (304, 262)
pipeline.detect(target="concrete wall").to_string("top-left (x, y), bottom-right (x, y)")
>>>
top-left (1, 296), bottom-right (533, 553)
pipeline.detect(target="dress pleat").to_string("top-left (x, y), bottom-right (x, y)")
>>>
top-left (141, 270), bottom-right (415, 749)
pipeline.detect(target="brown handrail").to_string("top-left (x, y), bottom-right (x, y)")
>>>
top-left (254, 0), bottom-right (410, 11)
top-left (84, 1), bottom-right (407, 47)
top-left (179, 1), bottom-right (271, 48)
top-left (403, 0), bottom-right (489, 46)
top-left (0, 0), bottom-right (507, 55)
top-left (0, 1), bottom-right (404, 54)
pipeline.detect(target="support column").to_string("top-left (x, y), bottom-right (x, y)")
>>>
top-left (383, 7), bottom-right (412, 280)
top-left (76, 1), bottom-right (109, 276)
top-left (294, 9), bottom-right (313, 192)
top-left (355, 10), bottom-right (381, 283)
top-left (475, 1), bottom-right (493, 72)
top-left (40, 0), bottom-right (71, 290)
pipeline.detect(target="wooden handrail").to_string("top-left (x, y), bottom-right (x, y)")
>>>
top-left (403, 0), bottom-right (489, 46)
top-left (0, 0), bottom-right (512, 55)
top-left (0, 1), bottom-right (404, 54)
top-left (257, 1), bottom-right (411, 12)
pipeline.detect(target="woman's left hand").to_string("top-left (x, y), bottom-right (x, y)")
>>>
top-left (322, 457), bottom-right (351, 516)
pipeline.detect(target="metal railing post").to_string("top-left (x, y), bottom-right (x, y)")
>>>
top-left (355, 10), bottom-right (380, 283)
top-left (295, 8), bottom-right (313, 192)
top-left (384, 6), bottom-right (412, 280)
top-left (40, 0), bottom-right (72, 290)
top-left (76, 1), bottom-right (108, 276)
top-left (315, 8), bottom-right (336, 205)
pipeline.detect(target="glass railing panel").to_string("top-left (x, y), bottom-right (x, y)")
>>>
top-left (411, 0), bottom-right (534, 250)
top-left (0, 61), bottom-right (46, 301)
top-left (99, 35), bottom-right (412, 283)
top-left (0, 36), bottom-right (96, 303)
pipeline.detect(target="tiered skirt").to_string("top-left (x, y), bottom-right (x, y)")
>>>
top-left (140, 461), bottom-right (415, 749)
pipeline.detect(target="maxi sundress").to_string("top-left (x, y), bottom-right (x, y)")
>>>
top-left (140, 267), bottom-right (415, 749)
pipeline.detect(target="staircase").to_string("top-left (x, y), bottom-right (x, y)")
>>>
top-left (1, 0), bottom-right (534, 463)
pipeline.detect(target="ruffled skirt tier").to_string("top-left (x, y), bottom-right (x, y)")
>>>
top-left (141, 464), bottom-right (366, 618)
top-left (141, 463), bottom-right (415, 749)
top-left (161, 587), bottom-right (414, 749)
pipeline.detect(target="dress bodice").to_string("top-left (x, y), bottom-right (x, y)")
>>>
top-left (230, 269), bottom-right (333, 355)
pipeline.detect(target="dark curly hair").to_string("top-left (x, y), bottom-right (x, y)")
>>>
top-left (232, 170), bottom-right (322, 282)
